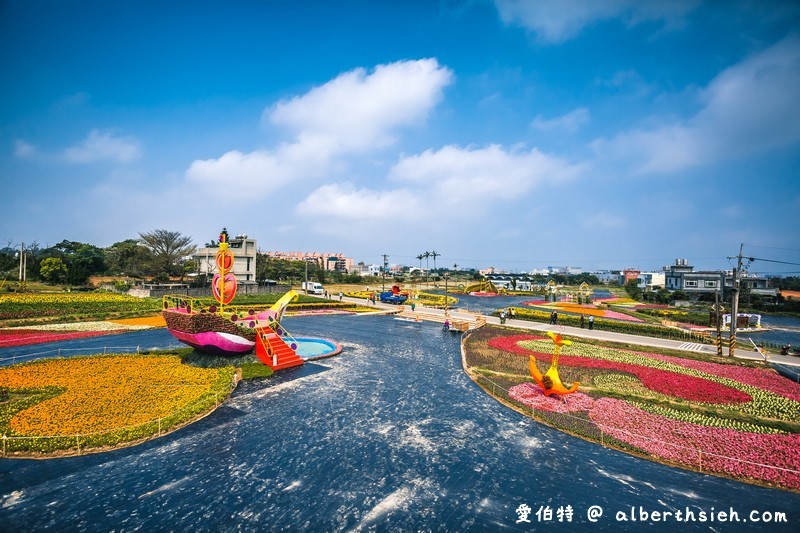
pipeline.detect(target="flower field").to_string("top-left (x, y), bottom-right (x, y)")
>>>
top-left (0, 292), bottom-right (161, 321)
top-left (0, 319), bottom-right (159, 348)
top-left (464, 326), bottom-right (800, 490)
top-left (0, 353), bottom-right (236, 455)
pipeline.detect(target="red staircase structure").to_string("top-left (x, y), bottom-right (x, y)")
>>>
top-left (255, 327), bottom-right (304, 371)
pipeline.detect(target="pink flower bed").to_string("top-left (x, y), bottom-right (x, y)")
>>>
top-left (0, 329), bottom-right (123, 348)
top-left (589, 398), bottom-right (800, 489)
top-left (601, 309), bottom-right (645, 322)
top-left (488, 335), bottom-right (751, 404)
top-left (510, 382), bottom-right (596, 413)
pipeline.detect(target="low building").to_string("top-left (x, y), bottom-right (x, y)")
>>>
top-left (594, 270), bottom-right (620, 284)
top-left (665, 259), bottom-right (723, 295)
top-left (264, 251), bottom-right (354, 272)
top-left (485, 273), bottom-right (536, 291)
top-left (194, 234), bottom-right (257, 282)
top-left (664, 259), bottom-right (776, 300)
top-left (636, 272), bottom-right (665, 290)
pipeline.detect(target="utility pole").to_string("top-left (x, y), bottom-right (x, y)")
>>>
top-left (444, 271), bottom-right (449, 315)
top-left (382, 254), bottom-right (388, 292)
top-left (728, 243), bottom-right (746, 358)
top-left (304, 258), bottom-right (308, 295)
top-left (714, 289), bottom-right (723, 357)
top-left (18, 242), bottom-right (26, 292)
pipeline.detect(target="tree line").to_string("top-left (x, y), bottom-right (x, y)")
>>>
top-left (1, 230), bottom-right (196, 287)
top-left (0, 230), bottom-right (367, 288)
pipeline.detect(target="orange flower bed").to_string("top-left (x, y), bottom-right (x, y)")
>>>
top-left (107, 316), bottom-right (166, 327)
top-left (553, 303), bottom-right (607, 317)
top-left (0, 355), bottom-right (230, 436)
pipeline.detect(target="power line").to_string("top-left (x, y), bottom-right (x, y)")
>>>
top-left (748, 257), bottom-right (800, 267)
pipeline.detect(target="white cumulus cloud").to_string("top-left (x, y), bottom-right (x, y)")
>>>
top-left (268, 58), bottom-right (453, 153)
top-left (593, 35), bottom-right (800, 174)
top-left (64, 129), bottom-right (141, 163)
top-left (388, 144), bottom-right (586, 205)
top-left (186, 59), bottom-right (453, 198)
top-left (296, 183), bottom-right (420, 220)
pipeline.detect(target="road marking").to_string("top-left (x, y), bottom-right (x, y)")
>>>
top-left (677, 342), bottom-right (706, 352)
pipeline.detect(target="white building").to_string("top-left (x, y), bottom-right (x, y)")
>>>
top-left (194, 234), bottom-right (257, 282)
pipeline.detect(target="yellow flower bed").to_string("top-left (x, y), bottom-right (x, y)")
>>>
top-left (0, 292), bottom-right (136, 304)
top-left (107, 316), bottom-right (166, 327)
top-left (0, 355), bottom-right (232, 436)
top-left (553, 303), bottom-right (607, 317)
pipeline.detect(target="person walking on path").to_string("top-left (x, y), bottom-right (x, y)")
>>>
top-left (588, 315), bottom-right (594, 330)
top-left (339, 291), bottom-right (343, 301)
top-left (552, 311), bottom-right (558, 325)
top-left (411, 301), bottom-right (416, 312)
top-left (580, 314), bottom-right (585, 329)
top-left (549, 311), bottom-right (555, 325)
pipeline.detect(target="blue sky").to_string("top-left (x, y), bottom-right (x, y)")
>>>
top-left (2, 1), bottom-right (799, 274)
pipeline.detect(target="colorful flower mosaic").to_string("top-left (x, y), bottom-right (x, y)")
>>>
top-left (479, 332), bottom-right (800, 489)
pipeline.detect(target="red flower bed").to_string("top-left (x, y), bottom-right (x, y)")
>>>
top-left (642, 351), bottom-right (800, 402)
top-left (488, 335), bottom-right (751, 404)
top-left (0, 329), bottom-right (124, 348)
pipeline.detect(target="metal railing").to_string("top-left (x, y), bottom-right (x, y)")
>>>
top-left (0, 344), bottom-right (186, 367)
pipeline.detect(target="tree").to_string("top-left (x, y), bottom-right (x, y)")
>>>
top-left (105, 239), bottom-right (151, 278)
top-left (40, 257), bottom-right (68, 283)
top-left (430, 250), bottom-right (440, 274)
top-left (39, 240), bottom-right (106, 285)
top-left (138, 230), bottom-right (196, 280)
top-left (624, 279), bottom-right (643, 301)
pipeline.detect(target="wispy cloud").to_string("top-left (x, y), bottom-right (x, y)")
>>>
top-left (532, 107), bottom-right (589, 132)
top-left (494, 0), bottom-right (698, 44)
top-left (592, 35), bottom-right (800, 174)
top-left (64, 129), bottom-right (141, 163)
top-left (14, 139), bottom-right (36, 158)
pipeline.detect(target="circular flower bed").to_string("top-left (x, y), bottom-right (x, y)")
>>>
top-left (0, 354), bottom-right (236, 455)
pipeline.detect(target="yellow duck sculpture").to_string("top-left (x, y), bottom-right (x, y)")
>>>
top-left (529, 331), bottom-right (580, 396)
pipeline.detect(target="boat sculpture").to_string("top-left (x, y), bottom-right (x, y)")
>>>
top-left (162, 231), bottom-right (304, 370)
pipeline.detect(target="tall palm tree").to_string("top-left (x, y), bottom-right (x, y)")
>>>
top-left (430, 251), bottom-right (440, 277)
top-left (423, 251), bottom-right (431, 286)
top-left (417, 253), bottom-right (424, 275)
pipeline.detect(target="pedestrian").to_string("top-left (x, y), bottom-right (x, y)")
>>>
top-left (549, 311), bottom-right (555, 325)
top-left (588, 315), bottom-right (594, 330)
top-left (500, 310), bottom-right (506, 324)
top-left (339, 291), bottom-right (343, 301)
top-left (553, 311), bottom-right (558, 325)
top-left (509, 308), bottom-right (515, 319)
top-left (580, 314), bottom-right (585, 329)
top-left (411, 301), bottom-right (416, 312)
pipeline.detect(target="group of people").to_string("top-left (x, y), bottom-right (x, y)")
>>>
top-left (499, 307), bottom-right (516, 324)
